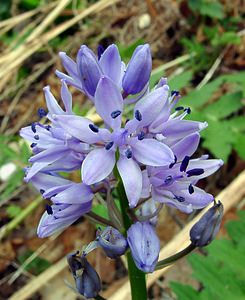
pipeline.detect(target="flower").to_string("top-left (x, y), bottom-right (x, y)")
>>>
top-left (190, 200), bottom-right (224, 247)
top-left (97, 226), bottom-right (128, 258)
top-left (127, 222), bottom-right (160, 273)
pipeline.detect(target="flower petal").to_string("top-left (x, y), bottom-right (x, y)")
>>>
top-left (171, 133), bottom-right (200, 160)
top-left (132, 139), bottom-right (174, 167)
top-left (43, 86), bottom-right (64, 115)
top-left (82, 148), bottom-right (115, 184)
top-left (117, 156), bottom-right (142, 208)
top-left (95, 76), bottom-right (123, 129)
top-left (61, 80), bottom-right (73, 113)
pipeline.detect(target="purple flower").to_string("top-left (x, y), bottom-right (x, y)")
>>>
top-left (127, 222), bottom-right (160, 273)
top-left (54, 76), bottom-right (175, 207)
top-left (97, 226), bottom-right (128, 258)
top-left (143, 156), bottom-right (223, 213)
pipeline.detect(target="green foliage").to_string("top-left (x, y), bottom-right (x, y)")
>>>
top-left (117, 39), bottom-right (145, 62)
top-left (171, 210), bottom-right (245, 300)
top-left (188, 0), bottom-right (225, 19)
top-left (18, 250), bottom-right (51, 275)
top-left (6, 205), bottom-right (23, 218)
top-left (168, 71), bottom-right (193, 91)
top-left (181, 72), bottom-right (245, 161)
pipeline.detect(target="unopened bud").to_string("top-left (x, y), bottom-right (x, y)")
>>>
top-left (97, 226), bottom-right (128, 259)
top-left (67, 252), bottom-right (101, 298)
top-left (190, 201), bottom-right (224, 247)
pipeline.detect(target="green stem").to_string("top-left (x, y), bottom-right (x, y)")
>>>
top-left (115, 168), bottom-right (147, 300)
top-left (155, 243), bottom-right (196, 270)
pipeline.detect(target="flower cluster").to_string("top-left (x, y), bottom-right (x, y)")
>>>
top-left (20, 44), bottom-right (223, 295)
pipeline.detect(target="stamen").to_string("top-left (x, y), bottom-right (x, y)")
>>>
top-left (31, 123), bottom-right (36, 133)
top-left (46, 204), bottom-right (53, 215)
top-left (164, 175), bottom-right (173, 185)
top-left (175, 106), bottom-right (184, 111)
top-left (40, 189), bottom-right (45, 194)
top-left (89, 124), bottom-right (99, 133)
top-left (111, 110), bottom-right (121, 119)
top-left (184, 107), bottom-right (191, 114)
top-left (38, 108), bottom-right (47, 118)
top-left (135, 110), bottom-right (142, 121)
top-left (105, 141), bottom-right (114, 150)
top-left (188, 184), bottom-right (194, 194)
top-left (45, 125), bottom-right (51, 131)
top-left (34, 135), bottom-right (39, 140)
top-left (180, 156), bottom-right (190, 172)
top-left (174, 195), bottom-right (185, 202)
top-left (30, 143), bottom-right (37, 148)
top-left (186, 168), bottom-right (204, 177)
top-left (125, 148), bottom-right (132, 159)
top-left (169, 155), bottom-right (177, 168)
top-left (137, 131), bottom-right (145, 140)
top-left (171, 90), bottom-right (179, 96)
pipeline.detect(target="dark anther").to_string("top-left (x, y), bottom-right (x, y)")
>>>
top-left (164, 175), bottom-right (173, 184)
top-left (186, 168), bottom-right (204, 177)
top-left (169, 155), bottom-right (177, 168)
top-left (135, 110), bottom-right (142, 121)
top-left (171, 90), bottom-right (179, 96)
top-left (89, 124), bottom-right (99, 133)
top-left (188, 184), bottom-right (194, 194)
top-left (34, 135), bottom-right (39, 140)
top-left (137, 131), bottom-right (145, 140)
top-left (174, 195), bottom-right (185, 202)
top-left (111, 110), bottom-right (121, 119)
top-left (180, 156), bottom-right (190, 172)
top-left (45, 125), bottom-right (51, 131)
top-left (184, 107), bottom-right (191, 114)
top-left (125, 149), bottom-right (132, 159)
top-left (30, 143), bottom-right (37, 148)
top-left (97, 45), bottom-right (105, 60)
top-left (31, 123), bottom-right (36, 133)
top-left (175, 106), bottom-right (184, 111)
top-left (46, 204), bottom-right (53, 215)
top-left (105, 141), bottom-right (114, 150)
top-left (40, 189), bottom-right (45, 194)
top-left (38, 108), bottom-right (47, 118)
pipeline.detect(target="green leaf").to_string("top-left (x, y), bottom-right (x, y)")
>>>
top-left (18, 250), bottom-right (51, 274)
top-left (170, 282), bottom-right (199, 300)
top-left (202, 92), bottom-right (243, 120)
top-left (233, 134), bottom-right (245, 160)
top-left (200, 1), bottom-right (225, 19)
top-left (6, 205), bottom-right (22, 219)
top-left (168, 71), bottom-right (193, 91)
top-left (211, 31), bottom-right (241, 46)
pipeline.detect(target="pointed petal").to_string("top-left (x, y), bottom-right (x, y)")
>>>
top-left (95, 76), bottom-right (123, 129)
top-left (132, 139), bottom-right (174, 167)
top-left (59, 52), bottom-right (79, 78)
top-left (133, 85), bottom-right (169, 127)
top-left (82, 148), bottom-right (115, 184)
top-left (171, 133), bottom-right (200, 160)
top-left (53, 115), bottom-right (101, 143)
top-left (141, 169), bottom-right (151, 198)
top-left (117, 156), bottom-right (142, 208)
top-left (61, 80), bottom-right (73, 113)
top-left (99, 44), bottom-right (122, 85)
top-left (43, 86), bottom-right (64, 115)
top-left (187, 158), bottom-right (224, 180)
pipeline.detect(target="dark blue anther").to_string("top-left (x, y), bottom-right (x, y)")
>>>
top-left (97, 45), bottom-right (105, 60)
top-left (169, 155), bottom-right (177, 169)
top-left (171, 90), bottom-right (179, 96)
top-left (175, 106), bottom-right (184, 111)
top-left (45, 125), bottom-right (51, 131)
top-left (125, 149), bottom-right (132, 159)
top-left (105, 141), bottom-right (114, 150)
top-left (188, 184), bottom-right (194, 194)
top-left (186, 168), bottom-right (204, 177)
top-left (46, 204), bottom-right (53, 215)
top-left (30, 143), bottom-right (37, 148)
top-left (184, 107), bottom-right (191, 114)
top-left (38, 108), bottom-right (47, 118)
top-left (34, 135), bottom-right (39, 140)
top-left (111, 110), bottom-right (121, 119)
top-left (137, 131), bottom-right (145, 140)
top-left (40, 189), bottom-right (45, 194)
top-left (164, 175), bottom-right (173, 185)
top-left (174, 195), bottom-right (185, 202)
top-left (135, 110), bottom-right (142, 121)
top-left (180, 156), bottom-right (190, 172)
top-left (89, 124), bottom-right (99, 133)
top-left (31, 123), bottom-right (36, 133)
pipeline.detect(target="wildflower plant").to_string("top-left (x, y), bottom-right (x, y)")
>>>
top-left (20, 44), bottom-right (224, 300)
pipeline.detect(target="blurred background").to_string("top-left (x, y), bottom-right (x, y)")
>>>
top-left (0, 0), bottom-right (244, 299)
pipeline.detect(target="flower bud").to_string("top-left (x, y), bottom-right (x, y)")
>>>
top-left (127, 222), bottom-right (160, 273)
top-left (190, 201), bottom-right (224, 247)
top-left (67, 252), bottom-right (101, 298)
top-left (97, 226), bottom-right (128, 259)
top-left (122, 44), bottom-right (152, 95)
top-left (77, 45), bottom-right (103, 97)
